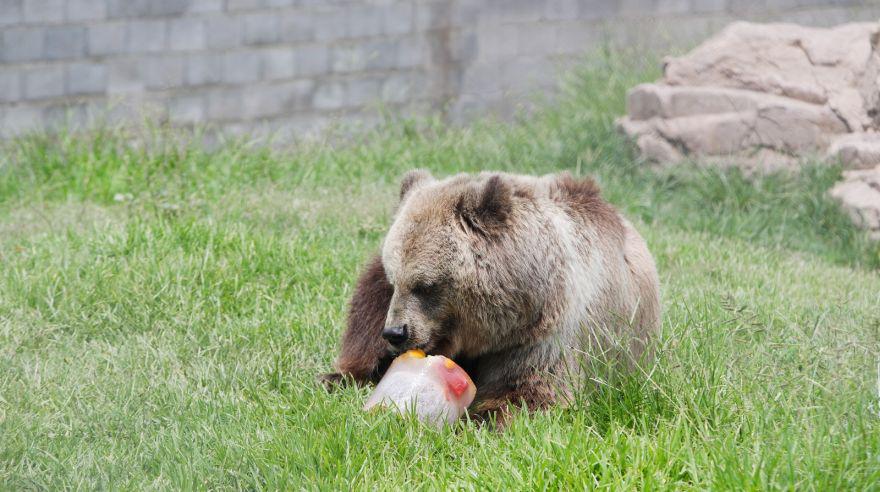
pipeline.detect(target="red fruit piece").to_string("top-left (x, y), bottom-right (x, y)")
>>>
top-left (439, 359), bottom-right (470, 398)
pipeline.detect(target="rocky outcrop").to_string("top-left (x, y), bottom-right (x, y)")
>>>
top-left (826, 133), bottom-right (880, 169)
top-left (618, 84), bottom-right (847, 172)
top-left (618, 21), bottom-right (880, 171)
top-left (829, 166), bottom-right (880, 241)
top-left (618, 21), bottom-right (880, 238)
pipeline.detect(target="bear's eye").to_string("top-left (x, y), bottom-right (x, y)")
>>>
top-left (410, 282), bottom-right (437, 297)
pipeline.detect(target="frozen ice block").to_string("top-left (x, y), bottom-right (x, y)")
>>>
top-left (364, 349), bottom-right (476, 427)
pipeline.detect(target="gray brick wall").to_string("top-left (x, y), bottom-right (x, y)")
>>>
top-left (2, 0), bottom-right (880, 138)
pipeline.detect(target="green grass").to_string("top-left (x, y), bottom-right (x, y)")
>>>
top-left (1, 53), bottom-right (879, 489)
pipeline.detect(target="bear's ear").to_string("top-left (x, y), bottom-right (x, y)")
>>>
top-left (455, 175), bottom-right (512, 237)
top-left (399, 169), bottom-right (435, 201)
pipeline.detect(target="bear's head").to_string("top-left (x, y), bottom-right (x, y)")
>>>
top-left (380, 170), bottom-right (554, 359)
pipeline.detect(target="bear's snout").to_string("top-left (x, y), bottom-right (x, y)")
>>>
top-left (382, 324), bottom-right (409, 347)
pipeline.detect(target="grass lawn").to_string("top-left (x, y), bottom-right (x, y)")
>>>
top-left (2, 55), bottom-right (879, 489)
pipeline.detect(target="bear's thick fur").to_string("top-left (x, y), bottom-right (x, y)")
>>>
top-left (324, 170), bottom-right (660, 423)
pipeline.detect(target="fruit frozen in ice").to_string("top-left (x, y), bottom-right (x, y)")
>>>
top-left (364, 349), bottom-right (476, 427)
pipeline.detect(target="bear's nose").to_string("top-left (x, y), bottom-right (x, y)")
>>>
top-left (382, 324), bottom-right (409, 347)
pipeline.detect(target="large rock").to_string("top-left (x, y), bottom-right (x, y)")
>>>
top-left (663, 22), bottom-right (880, 131)
top-left (618, 21), bottom-right (880, 172)
top-left (617, 21), bottom-right (880, 238)
top-left (826, 133), bottom-right (880, 169)
top-left (829, 166), bottom-right (880, 241)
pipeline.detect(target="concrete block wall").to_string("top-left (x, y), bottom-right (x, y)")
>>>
top-left (1, 0), bottom-right (880, 139)
top-left (0, 0), bottom-right (451, 139)
top-left (450, 0), bottom-right (880, 120)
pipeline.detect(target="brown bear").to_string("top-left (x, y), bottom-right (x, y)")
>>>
top-left (323, 170), bottom-right (660, 424)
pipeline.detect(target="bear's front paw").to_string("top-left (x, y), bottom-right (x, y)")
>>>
top-left (318, 372), bottom-right (351, 391)
top-left (469, 401), bottom-right (517, 431)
